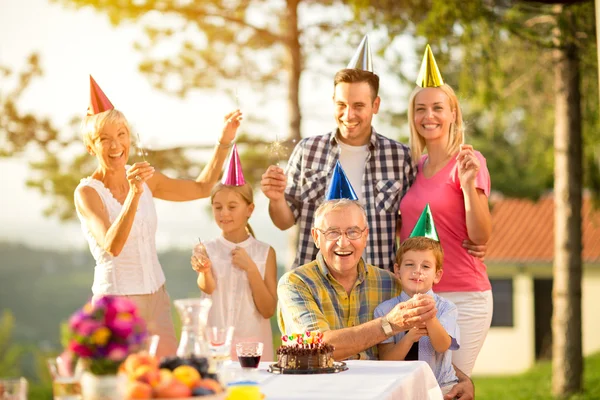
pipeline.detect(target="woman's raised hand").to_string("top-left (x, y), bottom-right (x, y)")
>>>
top-left (219, 110), bottom-right (243, 146)
top-left (126, 162), bottom-right (155, 193)
top-left (456, 144), bottom-right (480, 188)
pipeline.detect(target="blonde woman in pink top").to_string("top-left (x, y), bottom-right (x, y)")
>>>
top-left (399, 70), bottom-right (493, 376)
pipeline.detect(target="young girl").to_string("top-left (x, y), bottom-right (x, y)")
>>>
top-left (191, 180), bottom-right (277, 362)
top-left (399, 46), bottom-right (493, 376)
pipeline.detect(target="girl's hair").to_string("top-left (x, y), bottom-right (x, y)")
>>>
top-left (407, 84), bottom-right (464, 162)
top-left (81, 109), bottom-right (130, 148)
top-left (395, 237), bottom-right (444, 272)
top-left (210, 182), bottom-right (256, 237)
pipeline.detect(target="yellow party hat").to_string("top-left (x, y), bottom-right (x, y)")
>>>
top-left (416, 44), bottom-right (444, 88)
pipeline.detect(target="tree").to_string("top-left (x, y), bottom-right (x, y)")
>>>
top-left (0, 310), bottom-right (26, 377)
top-left (346, 0), bottom-right (596, 397)
top-left (551, 5), bottom-right (583, 396)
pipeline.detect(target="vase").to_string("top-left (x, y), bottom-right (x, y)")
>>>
top-left (80, 372), bottom-right (126, 400)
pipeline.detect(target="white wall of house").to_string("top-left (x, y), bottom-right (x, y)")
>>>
top-left (471, 267), bottom-right (600, 376)
top-left (471, 274), bottom-right (535, 375)
top-left (582, 269), bottom-right (600, 356)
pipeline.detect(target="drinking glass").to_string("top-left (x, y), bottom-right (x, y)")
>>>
top-left (206, 326), bottom-right (235, 371)
top-left (143, 334), bottom-right (160, 357)
top-left (47, 355), bottom-right (82, 400)
top-left (235, 342), bottom-right (263, 369)
top-left (0, 377), bottom-right (28, 400)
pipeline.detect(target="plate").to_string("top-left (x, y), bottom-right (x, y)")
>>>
top-left (267, 361), bottom-right (348, 375)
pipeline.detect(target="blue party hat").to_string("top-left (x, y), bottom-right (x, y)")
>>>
top-left (325, 161), bottom-right (358, 200)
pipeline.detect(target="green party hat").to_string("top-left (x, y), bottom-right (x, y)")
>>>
top-left (409, 203), bottom-right (440, 241)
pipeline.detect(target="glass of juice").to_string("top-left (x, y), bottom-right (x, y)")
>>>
top-left (47, 354), bottom-right (82, 400)
top-left (235, 342), bottom-right (263, 368)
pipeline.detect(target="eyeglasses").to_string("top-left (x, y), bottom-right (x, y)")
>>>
top-left (315, 227), bottom-right (367, 241)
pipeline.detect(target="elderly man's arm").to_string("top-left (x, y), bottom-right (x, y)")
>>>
top-left (279, 275), bottom-right (438, 361)
top-left (325, 296), bottom-right (437, 360)
top-left (323, 319), bottom-right (393, 360)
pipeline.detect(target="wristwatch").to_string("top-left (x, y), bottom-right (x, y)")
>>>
top-left (381, 314), bottom-right (393, 337)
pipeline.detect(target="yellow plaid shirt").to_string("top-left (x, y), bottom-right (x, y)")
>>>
top-left (277, 252), bottom-right (402, 359)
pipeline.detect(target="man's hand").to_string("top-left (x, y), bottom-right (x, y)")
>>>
top-left (446, 366), bottom-right (474, 400)
top-left (261, 165), bottom-right (287, 201)
top-left (463, 240), bottom-right (487, 261)
top-left (386, 295), bottom-right (436, 333)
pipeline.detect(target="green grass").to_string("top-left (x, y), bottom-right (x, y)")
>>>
top-left (474, 352), bottom-right (600, 399)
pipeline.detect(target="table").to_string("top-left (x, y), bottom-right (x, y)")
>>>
top-left (226, 360), bottom-right (443, 400)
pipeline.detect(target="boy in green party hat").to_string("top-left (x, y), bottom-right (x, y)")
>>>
top-left (375, 204), bottom-right (460, 396)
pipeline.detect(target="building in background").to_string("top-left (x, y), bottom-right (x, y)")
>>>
top-left (472, 193), bottom-right (600, 375)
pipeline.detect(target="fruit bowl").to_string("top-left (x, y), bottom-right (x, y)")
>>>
top-left (121, 353), bottom-right (226, 399)
top-left (154, 394), bottom-right (226, 400)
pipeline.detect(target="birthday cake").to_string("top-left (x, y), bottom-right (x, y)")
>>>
top-left (276, 332), bottom-right (335, 370)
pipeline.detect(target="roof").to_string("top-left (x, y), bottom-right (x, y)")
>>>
top-left (486, 193), bottom-right (600, 263)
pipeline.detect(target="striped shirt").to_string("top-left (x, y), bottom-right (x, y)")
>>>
top-left (277, 252), bottom-right (402, 360)
top-left (284, 128), bottom-right (415, 270)
top-left (374, 290), bottom-right (460, 387)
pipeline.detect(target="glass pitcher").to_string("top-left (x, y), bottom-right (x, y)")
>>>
top-left (173, 298), bottom-right (212, 358)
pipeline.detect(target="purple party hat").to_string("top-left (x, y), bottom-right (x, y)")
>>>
top-left (222, 144), bottom-right (246, 186)
top-left (325, 160), bottom-right (358, 201)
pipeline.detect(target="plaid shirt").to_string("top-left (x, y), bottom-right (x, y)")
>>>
top-left (284, 128), bottom-right (415, 270)
top-left (277, 252), bottom-right (402, 359)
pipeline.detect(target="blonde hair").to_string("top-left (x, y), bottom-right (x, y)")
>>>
top-left (81, 109), bottom-right (130, 148)
top-left (313, 199), bottom-right (368, 229)
top-left (210, 183), bottom-right (256, 237)
top-left (407, 84), bottom-right (464, 162)
top-left (395, 237), bottom-right (444, 272)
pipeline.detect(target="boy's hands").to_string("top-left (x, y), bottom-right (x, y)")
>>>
top-left (404, 325), bottom-right (428, 343)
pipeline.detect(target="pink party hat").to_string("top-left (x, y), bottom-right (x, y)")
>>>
top-left (222, 144), bottom-right (246, 186)
top-left (87, 75), bottom-right (114, 116)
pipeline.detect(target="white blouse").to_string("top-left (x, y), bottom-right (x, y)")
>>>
top-left (75, 173), bottom-right (165, 296)
top-left (203, 236), bottom-right (274, 361)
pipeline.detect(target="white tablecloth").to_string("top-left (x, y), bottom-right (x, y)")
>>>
top-left (227, 360), bottom-right (443, 400)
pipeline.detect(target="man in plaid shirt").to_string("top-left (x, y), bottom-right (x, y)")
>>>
top-left (261, 68), bottom-right (413, 270)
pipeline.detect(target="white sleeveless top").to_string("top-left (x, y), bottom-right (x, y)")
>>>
top-left (203, 236), bottom-right (274, 361)
top-left (75, 172), bottom-right (166, 296)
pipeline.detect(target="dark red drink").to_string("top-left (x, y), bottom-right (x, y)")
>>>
top-left (239, 354), bottom-right (261, 368)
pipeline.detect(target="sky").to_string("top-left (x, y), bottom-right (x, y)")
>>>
top-left (0, 0), bottom-right (413, 264)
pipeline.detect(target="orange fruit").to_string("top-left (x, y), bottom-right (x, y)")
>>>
top-left (172, 365), bottom-right (201, 388)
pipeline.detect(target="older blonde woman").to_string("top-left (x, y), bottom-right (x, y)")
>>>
top-left (74, 76), bottom-right (242, 358)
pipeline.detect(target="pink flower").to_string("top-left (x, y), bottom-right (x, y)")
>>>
top-left (77, 320), bottom-right (102, 336)
top-left (65, 295), bottom-right (147, 364)
top-left (108, 319), bottom-right (133, 338)
top-left (69, 341), bottom-right (93, 357)
top-left (106, 343), bottom-right (128, 361)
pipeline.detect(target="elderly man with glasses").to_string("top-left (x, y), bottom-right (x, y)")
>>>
top-left (278, 198), bottom-right (438, 361)
top-left (277, 199), bottom-right (475, 399)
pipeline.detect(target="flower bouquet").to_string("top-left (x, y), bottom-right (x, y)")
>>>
top-left (66, 295), bottom-right (147, 375)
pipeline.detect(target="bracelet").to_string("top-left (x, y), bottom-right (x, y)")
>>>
top-left (217, 141), bottom-right (233, 149)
